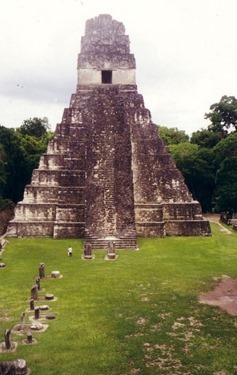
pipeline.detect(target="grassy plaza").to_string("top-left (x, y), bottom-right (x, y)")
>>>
top-left (0, 222), bottom-right (237, 374)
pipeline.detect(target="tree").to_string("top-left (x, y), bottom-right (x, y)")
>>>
top-left (0, 126), bottom-right (26, 202)
top-left (213, 133), bottom-right (237, 212)
top-left (168, 142), bottom-right (215, 212)
top-left (190, 147), bottom-right (216, 212)
top-left (0, 119), bottom-right (52, 204)
top-left (191, 128), bottom-right (222, 148)
top-left (213, 132), bottom-right (237, 166)
top-left (158, 125), bottom-right (189, 145)
top-left (205, 95), bottom-right (237, 134)
top-left (168, 142), bottom-right (198, 196)
top-left (0, 144), bottom-right (6, 198)
top-left (214, 183), bottom-right (237, 213)
top-left (18, 117), bottom-right (50, 138)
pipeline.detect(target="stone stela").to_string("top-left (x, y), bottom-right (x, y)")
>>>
top-left (4, 329), bottom-right (11, 350)
top-left (39, 263), bottom-right (45, 279)
top-left (31, 285), bottom-right (38, 301)
top-left (7, 14), bottom-right (211, 248)
top-left (83, 242), bottom-right (92, 259)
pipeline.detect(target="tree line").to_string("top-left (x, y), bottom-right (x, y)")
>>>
top-left (0, 95), bottom-right (236, 214)
top-left (0, 117), bottom-right (53, 210)
top-left (159, 95), bottom-right (237, 213)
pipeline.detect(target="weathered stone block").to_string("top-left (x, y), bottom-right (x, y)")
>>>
top-left (165, 220), bottom-right (211, 236)
top-left (53, 223), bottom-right (85, 238)
top-left (0, 359), bottom-right (27, 375)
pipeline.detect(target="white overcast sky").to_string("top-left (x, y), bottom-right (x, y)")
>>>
top-left (1, 0), bottom-right (236, 135)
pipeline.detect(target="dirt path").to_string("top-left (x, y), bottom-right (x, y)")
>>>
top-left (199, 215), bottom-right (236, 315)
top-left (199, 276), bottom-right (237, 316)
top-left (204, 214), bottom-right (232, 235)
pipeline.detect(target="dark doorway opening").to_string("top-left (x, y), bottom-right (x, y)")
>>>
top-left (102, 70), bottom-right (112, 84)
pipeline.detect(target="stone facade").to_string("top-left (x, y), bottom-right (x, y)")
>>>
top-left (7, 14), bottom-right (211, 248)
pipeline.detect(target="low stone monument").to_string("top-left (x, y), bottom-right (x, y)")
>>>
top-left (39, 304), bottom-right (49, 311)
top-left (30, 323), bottom-right (43, 331)
top-left (45, 293), bottom-right (54, 301)
top-left (46, 313), bottom-right (56, 320)
top-left (0, 359), bottom-right (28, 375)
top-left (51, 270), bottom-right (60, 278)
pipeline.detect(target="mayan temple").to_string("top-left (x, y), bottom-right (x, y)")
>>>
top-left (7, 14), bottom-right (211, 248)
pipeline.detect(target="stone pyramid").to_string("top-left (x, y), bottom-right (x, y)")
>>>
top-left (7, 14), bottom-right (211, 248)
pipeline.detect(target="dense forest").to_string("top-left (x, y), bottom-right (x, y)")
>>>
top-left (0, 117), bottom-right (53, 210)
top-left (0, 95), bottom-right (236, 216)
top-left (159, 95), bottom-right (237, 213)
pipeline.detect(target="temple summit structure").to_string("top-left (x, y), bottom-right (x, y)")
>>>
top-left (7, 14), bottom-right (211, 248)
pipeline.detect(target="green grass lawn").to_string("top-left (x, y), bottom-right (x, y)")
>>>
top-left (1, 223), bottom-right (237, 374)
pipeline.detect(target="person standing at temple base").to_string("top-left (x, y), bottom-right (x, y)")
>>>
top-left (68, 246), bottom-right (72, 257)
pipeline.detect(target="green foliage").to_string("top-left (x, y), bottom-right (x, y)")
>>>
top-left (18, 117), bottom-right (50, 138)
top-left (158, 125), bottom-right (189, 145)
top-left (213, 132), bottom-right (237, 166)
top-left (213, 134), bottom-right (237, 212)
top-left (1, 228), bottom-right (237, 374)
top-left (168, 142), bottom-right (199, 170)
top-left (0, 144), bottom-right (7, 196)
top-left (168, 143), bottom-right (216, 211)
top-left (215, 183), bottom-right (237, 213)
top-left (159, 99), bottom-right (237, 213)
top-left (0, 126), bottom-right (26, 202)
top-left (191, 128), bottom-right (222, 148)
top-left (190, 148), bottom-right (216, 212)
top-left (0, 119), bottom-right (52, 203)
top-left (205, 95), bottom-right (237, 134)
top-left (0, 198), bottom-right (13, 212)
